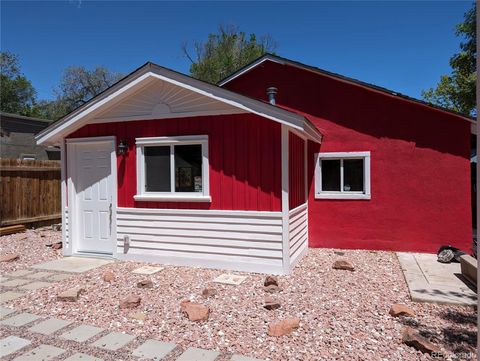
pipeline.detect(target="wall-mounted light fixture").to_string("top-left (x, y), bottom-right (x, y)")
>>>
top-left (118, 140), bottom-right (128, 155)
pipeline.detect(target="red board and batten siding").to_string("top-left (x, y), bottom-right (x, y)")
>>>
top-left (289, 132), bottom-right (306, 210)
top-left (68, 113), bottom-right (282, 212)
top-left (223, 60), bottom-right (472, 253)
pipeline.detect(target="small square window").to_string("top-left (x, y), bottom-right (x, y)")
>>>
top-left (315, 152), bottom-right (371, 200)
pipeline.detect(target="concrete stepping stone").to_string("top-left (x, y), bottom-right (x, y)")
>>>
top-left (176, 347), bottom-right (220, 361)
top-left (64, 353), bottom-right (103, 361)
top-left (13, 344), bottom-right (65, 360)
top-left (91, 331), bottom-right (135, 351)
top-left (49, 274), bottom-right (71, 282)
top-left (1, 279), bottom-right (31, 287)
top-left (20, 281), bottom-right (52, 291)
top-left (0, 312), bottom-right (40, 326)
top-left (0, 336), bottom-right (31, 357)
top-left (25, 271), bottom-right (54, 279)
top-left (132, 339), bottom-right (177, 359)
top-left (6, 270), bottom-right (34, 278)
top-left (213, 274), bottom-right (246, 285)
top-left (29, 318), bottom-right (72, 335)
top-left (0, 291), bottom-right (25, 303)
top-left (61, 325), bottom-right (104, 342)
top-left (131, 265), bottom-right (164, 275)
top-left (0, 306), bottom-right (16, 318)
top-left (231, 355), bottom-right (265, 361)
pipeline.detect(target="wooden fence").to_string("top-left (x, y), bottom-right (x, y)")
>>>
top-left (0, 158), bottom-right (61, 227)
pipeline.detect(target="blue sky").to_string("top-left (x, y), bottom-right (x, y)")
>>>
top-left (1, 1), bottom-right (472, 101)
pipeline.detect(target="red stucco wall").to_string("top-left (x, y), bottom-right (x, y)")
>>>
top-left (224, 61), bottom-right (472, 253)
top-left (68, 113), bottom-right (282, 212)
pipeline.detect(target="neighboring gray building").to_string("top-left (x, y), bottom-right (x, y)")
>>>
top-left (0, 112), bottom-right (60, 160)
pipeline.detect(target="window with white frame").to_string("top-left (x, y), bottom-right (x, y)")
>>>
top-left (315, 151), bottom-right (371, 199)
top-left (135, 135), bottom-right (210, 202)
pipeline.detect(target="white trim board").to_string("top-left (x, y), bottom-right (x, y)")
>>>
top-left (36, 63), bottom-right (322, 145)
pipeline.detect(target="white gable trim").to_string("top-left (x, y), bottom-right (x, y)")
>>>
top-left (36, 65), bottom-right (322, 145)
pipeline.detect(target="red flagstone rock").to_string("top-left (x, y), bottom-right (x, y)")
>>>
top-left (332, 259), bottom-right (355, 271)
top-left (264, 285), bottom-right (281, 294)
top-left (180, 299), bottom-right (210, 321)
top-left (103, 271), bottom-right (115, 282)
top-left (201, 288), bottom-right (217, 298)
top-left (0, 254), bottom-right (18, 262)
top-left (57, 287), bottom-right (85, 302)
top-left (268, 318), bottom-right (300, 337)
top-left (264, 275), bottom-right (279, 287)
top-left (389, 304), bottom-right (415, 318)
top-left (264, 297), bottom-right (281, 310)
top-left (137, 279), bottom-right (153, 288)
top-left (119, 294), bottom-right (141, 309)
top-left (402, 327), bottom-right (441, 355)
top-left (51, 242), bottom-right (62, 250)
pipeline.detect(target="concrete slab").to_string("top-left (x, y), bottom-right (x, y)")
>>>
top-left (19, 281), bottom-right (52, 290)
top-left (213, 274), bottom-right (246, 286)
top-left (176, 347), bottom-right (220, 361)
top-left (48, 274), bottom-right (72, 282)
top-left (0, 312), bottom-right (41, 327)
top-left (0, 306), bottom-right (15, 318)
top-left (29, 318), bottom-right (72, 335)
top-left (0, 336), bottom-right (31, 357)
top-left (230, 356), bottom-right (265, 361)
top-left (397, 252), bottom-right (477, 306)
top-left (64, 353), bottom-right (103, 361)
top-left (32, 257), bottom-right (112, 273)
top-left (91, 332), bottom-right (135, 351)
top-left (132, 339), bottom-right (177, 359)
top-left (13, 344), bottom-right (65, 360)
top-left (0, 291), bottom-right (25, 303)
top-left (5, 270), bottom-right (35, 278)
top-left (131, 265), bottom-right (164, 275)
top-left (25, 271), bottom-right (54, 279)
top-left (0, 278), bottom-right (31, 287)
top-left (60, 325), bottom-right (104, 342)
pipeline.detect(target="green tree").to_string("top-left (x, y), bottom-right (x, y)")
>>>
top-left (183, 25), bottom-right (276, 84)
top-left (40, 66), bottom-right (124, 120)
top-left (0, 52), bottom-right (39, 116)
top-left (422, 4), bottom-right (476, 116)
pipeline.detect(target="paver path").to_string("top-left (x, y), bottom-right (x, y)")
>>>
top-left (0, 306), bottom-right (264, 360)
top-left (1, 264), bottom-right (265, 361)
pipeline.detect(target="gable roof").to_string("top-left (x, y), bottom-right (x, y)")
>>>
top-left (218, 53), bottom-right (476, 125)
top-left (36, 62), bottom-right (322, 145)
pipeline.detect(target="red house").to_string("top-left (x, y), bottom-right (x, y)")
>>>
top-left (37, 55), bottom-right (474, 274)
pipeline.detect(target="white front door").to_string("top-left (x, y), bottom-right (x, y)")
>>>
top-left (69, 138), bottom-right (115, 255)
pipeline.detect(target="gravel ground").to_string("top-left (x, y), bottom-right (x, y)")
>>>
top-left (4, 243), bottom-right (477, 361)
top-left (0, 227), bottom-right (62, 274)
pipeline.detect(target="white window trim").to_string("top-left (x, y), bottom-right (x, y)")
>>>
top-left (135, 135), bottom-right (211, 202)
top-left (314, 151), bottom-right (371, 200)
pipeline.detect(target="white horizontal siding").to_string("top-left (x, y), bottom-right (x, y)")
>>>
top-left (289, 203), bottom-right (308, 266)
top-left (116, 207), bottom-right (284, 274)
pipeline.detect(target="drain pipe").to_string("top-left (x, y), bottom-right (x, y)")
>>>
top-left (266, 87), bottom-right (278, 105)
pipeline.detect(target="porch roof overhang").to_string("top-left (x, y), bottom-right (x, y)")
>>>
top-left (36, 62), bottom-right (322, 146)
